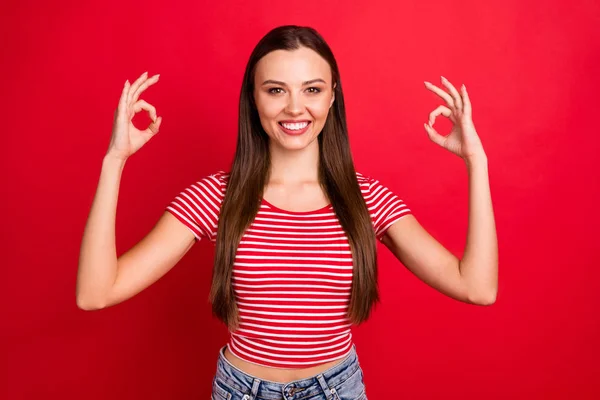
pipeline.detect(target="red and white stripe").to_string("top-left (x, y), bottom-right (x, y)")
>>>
top-left (166, 170), bottom-right (412, 368)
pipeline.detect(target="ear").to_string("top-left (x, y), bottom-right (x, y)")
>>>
top-left (330, 83), bottom-right (336, 108)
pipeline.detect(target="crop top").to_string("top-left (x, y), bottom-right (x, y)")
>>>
top-left (165, 170), bottom-right (412, 369)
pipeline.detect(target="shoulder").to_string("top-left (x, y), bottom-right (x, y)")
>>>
top-left (354, 171), bottom-right (379, 194)
top-left (164, 170), bottom-right (231, 241)
top-left (190, 170), bottom-right (229, 196)
top-left (354, 170), bottom-right (411, 211)
top-left (355, 171), bottom-right (413, 239)
top-left (208, 170), bottom-right (229, 192)
top-left (355, 171), bottom-right (371, 185)
top-left (355, 171), bottom-right (403, 194)
top-left (203, 169), bottom-right (229, 186)
top-left (168, 170), bottom-right (229, 205)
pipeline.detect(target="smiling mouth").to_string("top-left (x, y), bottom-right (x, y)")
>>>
top-left (278, 121), bottom-right (311, 130)
top-left (277, 121), bottom-right (312, 135)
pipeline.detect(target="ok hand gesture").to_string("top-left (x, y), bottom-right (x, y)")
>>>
top-left (424, 77), bottom-right (485, 161)
top-left (106, 71), bottom-right (162, 161)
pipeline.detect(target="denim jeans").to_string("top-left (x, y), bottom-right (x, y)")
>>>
top-left (211, 344), bottom-right (368, 400)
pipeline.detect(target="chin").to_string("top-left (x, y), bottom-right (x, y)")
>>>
top-left (271, 135), bottom-right (319, 151)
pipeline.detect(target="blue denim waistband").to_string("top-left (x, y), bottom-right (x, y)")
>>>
top-left (215, 343), bottom-right (359, 399)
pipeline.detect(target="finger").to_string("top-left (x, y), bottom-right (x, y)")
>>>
top-left (117, 80), bottom-right (130, 113)
top-left (461, 84), bottom-right (472, 118)
top-left (424, 81), bottom-right (455, 109)
top-left (423, 122), bottom-right (447, 147)
top-left (132, 74), bottom-right (160, 104)
top-left (119, 79), bottom-right (130, 108)
top-left (145, 116), bottom-right (162, 135)
top-left (428, 105), bottom-right (453, 127)
top-left (127, 71), bottom-right (148, 104)
top-left (115, 80), bottom-right (130, 122)
top-left (133, 99), bottom-right (158, 122)
top-left (440, 76), bottom-right (463, 111)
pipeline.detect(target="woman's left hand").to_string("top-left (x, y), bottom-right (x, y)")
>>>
top-left (424, 76), bottom-right (485, 161)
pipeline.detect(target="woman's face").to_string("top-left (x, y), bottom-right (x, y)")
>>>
top-left (253, 46), bottom-right (335, 151)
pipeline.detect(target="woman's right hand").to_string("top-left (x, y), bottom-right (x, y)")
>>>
top-left (106, 71), bottom-right (162, 161)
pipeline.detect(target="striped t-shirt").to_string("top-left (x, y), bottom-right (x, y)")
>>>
top-left (165, 170), bottom-right (412, 369)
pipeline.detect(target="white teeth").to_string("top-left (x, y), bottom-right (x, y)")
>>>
top-left (281, 121), bottom-right (309, 130)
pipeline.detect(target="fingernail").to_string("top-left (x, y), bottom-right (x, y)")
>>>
top-left (441, 76), bottom-right (446, 82)
top-left (143, 71), bottom-right (148, 76)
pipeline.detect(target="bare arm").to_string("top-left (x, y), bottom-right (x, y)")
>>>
top-left (381, 155), bottom-right (497, 306)
top-left (106, 210), bottom-right (196, 308)
top-left (75, 154), bottom-right (125, 309)
top-left (76, 71), bottom-right (198, 310)
top-left (381, 77), bottom-right (498, 305)
top-left (76, 155), bottom-right (196, 310)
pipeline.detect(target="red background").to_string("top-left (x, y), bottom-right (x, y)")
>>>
top-left (2, 0), bottom-right (599, 398)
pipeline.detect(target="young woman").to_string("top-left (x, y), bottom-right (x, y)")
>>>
top-left (77, 25), bottom-right (497, 400)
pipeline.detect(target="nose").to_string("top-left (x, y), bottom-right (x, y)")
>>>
top-left (284, 92), bottom-right (305, 116)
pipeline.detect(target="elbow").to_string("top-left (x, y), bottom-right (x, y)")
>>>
top-left (477, 292), bottom-right (497, 306)
top-left (75, 279), bottom-right (109, 311)
top-left (468, 287), bottom-right (497, 306)
top-left (76, 294), bottom-right (106, 311)
top-left (76, 298), bottom-right (99, 311)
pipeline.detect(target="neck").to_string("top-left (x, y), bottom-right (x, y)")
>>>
top-left (267, 139), bottom-right (320, 184)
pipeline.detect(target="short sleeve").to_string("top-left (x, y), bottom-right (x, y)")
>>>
top-left (366, 176), bottom-right (413, 241)
top-left (164, 171), bottom-right (226, 242)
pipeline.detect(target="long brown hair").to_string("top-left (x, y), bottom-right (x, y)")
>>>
top-left (210, 25), bottom-right (380, 331)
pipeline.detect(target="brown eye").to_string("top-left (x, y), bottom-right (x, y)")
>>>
top-left (307, 87), bottom-right (321, 94)
top-left (268, 88), bottom-right (284, 94)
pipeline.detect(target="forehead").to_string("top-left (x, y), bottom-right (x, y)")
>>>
top-left (254, 47), bottom-right (332, 84)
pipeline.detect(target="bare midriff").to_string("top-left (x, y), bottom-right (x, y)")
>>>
top-left (224, 346), bottom-right (348, 384)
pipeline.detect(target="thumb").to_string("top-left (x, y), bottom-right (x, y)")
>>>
top-left (147, 116), bottom-right (162, 135)
top-left (424, 123), bottom-right (446, 147)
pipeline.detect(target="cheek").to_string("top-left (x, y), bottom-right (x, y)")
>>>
top-left (256, 95), bottom-right (284, 121)
top-left (307, 98), bottom-right (332, 121)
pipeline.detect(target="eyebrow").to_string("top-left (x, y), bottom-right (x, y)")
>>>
top-left (261, 78), bottom-right (327, 86)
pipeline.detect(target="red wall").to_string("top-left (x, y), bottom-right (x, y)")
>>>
top-left (2, 0), bottom-right (599, 398)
